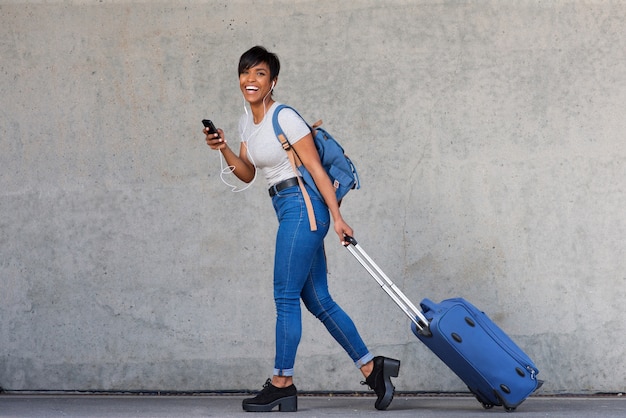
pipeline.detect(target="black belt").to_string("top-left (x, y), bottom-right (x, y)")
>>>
top-left (269, 177), bottom-right (300, 197)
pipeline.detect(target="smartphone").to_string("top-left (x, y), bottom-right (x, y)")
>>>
top-left (202, 119), bottom-right (219, 137)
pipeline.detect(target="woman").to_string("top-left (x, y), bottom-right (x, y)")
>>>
top-left (205, 46), bottom-right (400, 412)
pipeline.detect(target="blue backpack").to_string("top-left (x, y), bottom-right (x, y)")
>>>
top-left (272, 104), bottom-right (360, 203)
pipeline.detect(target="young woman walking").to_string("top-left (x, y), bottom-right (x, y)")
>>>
top-left (204, 46), bottom-right (400, 412)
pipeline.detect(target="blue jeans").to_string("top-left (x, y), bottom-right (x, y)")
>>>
top-left (271, 184), bottom-right (373, 377)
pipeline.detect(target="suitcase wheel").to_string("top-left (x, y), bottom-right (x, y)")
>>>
top-left (494, 391), bottom-right (517, 412)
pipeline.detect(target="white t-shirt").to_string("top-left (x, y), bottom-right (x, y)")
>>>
top-left (238, 102), bottom-right (310, 188)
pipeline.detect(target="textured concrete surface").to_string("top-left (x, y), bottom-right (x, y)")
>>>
top-left (1, 1), bottom-right (625, 393)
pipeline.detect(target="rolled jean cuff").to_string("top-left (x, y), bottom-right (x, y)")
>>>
top-left (355, 352), bottom-right (374, 369)
top-left (274, 368), bottom-right (294, 377)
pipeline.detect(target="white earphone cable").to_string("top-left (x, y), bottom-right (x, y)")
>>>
top-left (216, 88), bottom-right (273, 192)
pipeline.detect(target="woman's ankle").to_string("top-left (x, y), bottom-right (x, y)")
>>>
top-left (360, 360), bottom-right (374, 378)
top-left (272, 375), bottom-right (293, 388)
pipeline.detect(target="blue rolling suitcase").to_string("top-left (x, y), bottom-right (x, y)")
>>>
top-left (345, 236), bottom-right (541, 411)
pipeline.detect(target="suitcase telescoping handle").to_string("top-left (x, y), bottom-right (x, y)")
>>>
top-left (344, 236), bottom-right (432, 337)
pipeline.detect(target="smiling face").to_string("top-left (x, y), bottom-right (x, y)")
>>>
top-left (239, 62), bottom-right (276, 106)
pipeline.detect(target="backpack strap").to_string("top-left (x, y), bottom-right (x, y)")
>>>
top-left (273, 105), bottom-right (317, 232)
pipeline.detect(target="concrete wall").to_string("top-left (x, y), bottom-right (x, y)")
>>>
top-left (1, 0), bottom-right (624, 394)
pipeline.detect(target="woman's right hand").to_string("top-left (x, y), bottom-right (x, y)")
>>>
top-left (204, 127), bottom-right (255, 183)
top-left (204, 127), bottom-right (227, 150)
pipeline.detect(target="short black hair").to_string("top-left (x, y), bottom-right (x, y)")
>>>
top-left (238, 46), bottom-right (280, 81)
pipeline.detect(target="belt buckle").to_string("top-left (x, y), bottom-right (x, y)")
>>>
top-left (269, 182), bottom-right (281, 197)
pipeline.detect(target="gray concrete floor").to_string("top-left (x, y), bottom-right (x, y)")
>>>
top-left (0, 394), bottom-right (625, 418)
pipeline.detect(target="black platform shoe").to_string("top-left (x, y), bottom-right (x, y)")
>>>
top-left (362, 356), bottom-right (401, 410)
top-left (242, 378), bottom-right (298, 412)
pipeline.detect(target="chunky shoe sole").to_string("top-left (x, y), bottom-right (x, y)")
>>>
top-left (375, 358), bottom-right (401, 411)
top-left (242, 395), bottom-right (298, 412)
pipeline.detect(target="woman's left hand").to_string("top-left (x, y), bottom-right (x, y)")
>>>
top-left (334, 218), bottom-right (354, 246)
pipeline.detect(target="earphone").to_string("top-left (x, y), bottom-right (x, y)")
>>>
top-left (215, 97), bottom-right (263, 193)
top-left (215, 81), bottom-right (274, 192)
